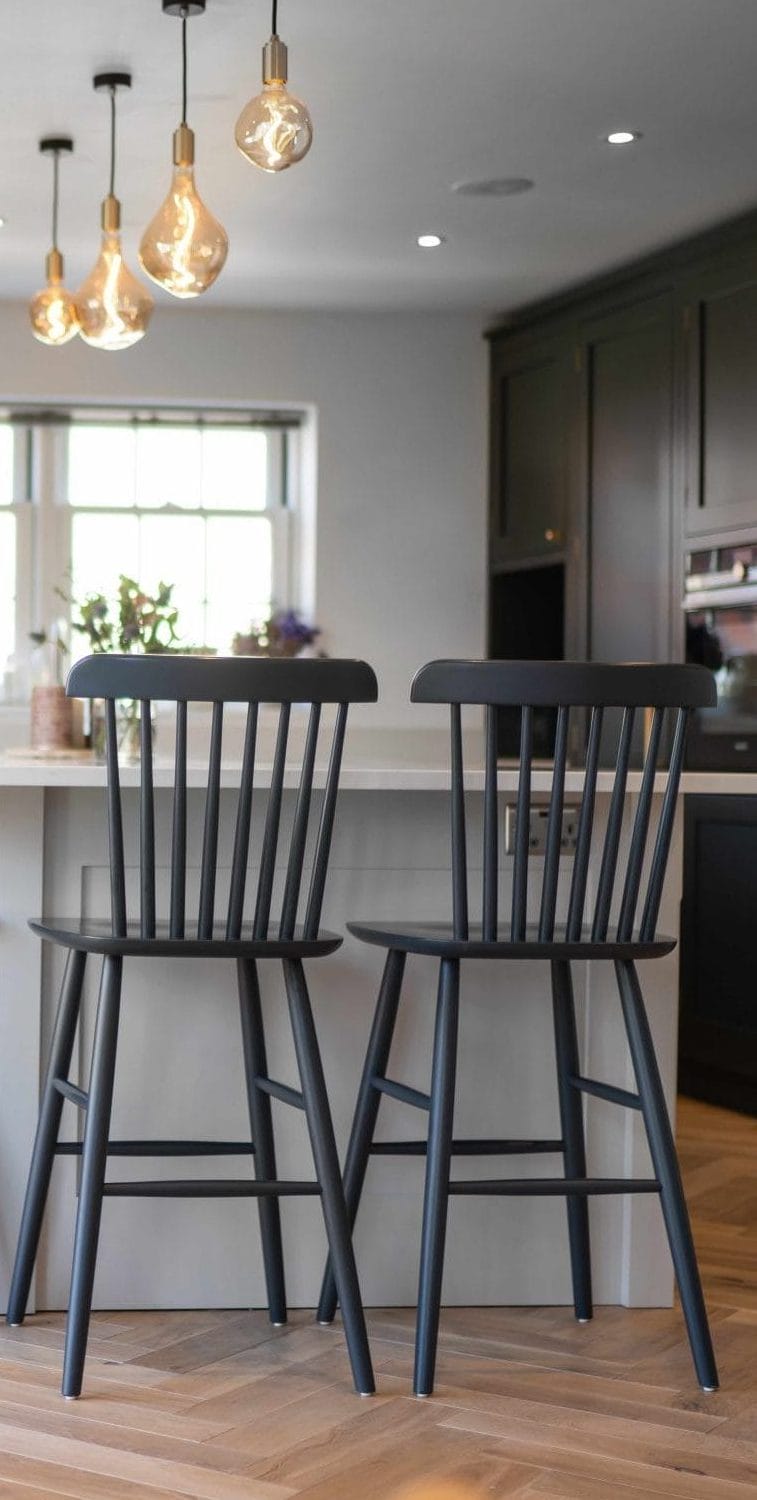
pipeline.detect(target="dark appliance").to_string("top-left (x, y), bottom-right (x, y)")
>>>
top-left (684, 542), bottom-right (757, 769)
top-left (679, 794), bottom-right (757, 1115)
top-left (489, 562), bottom-right (564, 759)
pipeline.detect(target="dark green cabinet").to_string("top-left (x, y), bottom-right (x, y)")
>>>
top-left (585, 296), bottom-right (675, 664)
top-left (489, 335), bottom-right (573, 565)
top-left (683, 255), bottom-right (757, 537)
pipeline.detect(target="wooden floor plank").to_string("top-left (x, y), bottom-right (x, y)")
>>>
top-left (0, 1096), bottom-right (753, 1498)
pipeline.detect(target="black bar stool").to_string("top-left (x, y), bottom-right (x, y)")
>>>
top-left (318, 659), bottom-right (719, 1397)
top-left (7, 652), bottom-right (377, 1399)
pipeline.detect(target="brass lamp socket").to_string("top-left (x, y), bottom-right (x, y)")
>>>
top-left (101, 193), bottom-right (121, 233)
top-left (263, 33), bottom-right (288, 85)
top-left (45, 248), bottom-right (64, 283)
top-left (173, 123), bottom-right (195, 167)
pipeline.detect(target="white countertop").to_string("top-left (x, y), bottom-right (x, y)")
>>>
top-left (0, 731), bottom-right (754, 794)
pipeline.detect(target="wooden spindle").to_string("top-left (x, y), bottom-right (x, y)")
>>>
top-left (303, 703), bottom-right (348, 940)
top-left (482, 704), bottom-right (498, 941)
top-left (280, 703), bottom-right (321, 940)
top-left (617, 706), bottom-right (664, 941)
top-left (139, 699), bottom-right (156, 940)
top-left (226, 703), bottom-right (259, 941)
top-left (253, 701), bottom-right (291, 940)
top-left (105, 699), bottom-right (127, 938)
top-left (170, 701), bottom-right (187, 939)
top-left (450, 703), bottom-right (469, 941)
top-left (639, 708), bottom-right (688, 941)
top-left (565, 705), bottom-right (603, 941)
top-left (591, 707), bottom-right (635, 941)
top-left (538, 704), bottom-right (569, 942)
top-left (197, 701), bottom-right (223, 940)
top-left (510, 705), bottom-right (532, 941)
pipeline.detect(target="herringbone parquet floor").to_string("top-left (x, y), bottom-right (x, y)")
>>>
top-left (0, 1096), bottom-right (754, 1499)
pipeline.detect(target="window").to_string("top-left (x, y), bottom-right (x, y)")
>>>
top-left (0, 425), bottom-right (16, 673)
top-left (0, 407), bottom-right (303, 697)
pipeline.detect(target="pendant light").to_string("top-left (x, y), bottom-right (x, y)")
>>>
top-left (29, 138), bottom-right (80, 346)
top-left (235, 0), bottom-right (313, 172)
top-left (76, 73), bottom-right (154, 351)
top-left (139, 2), bottom-right (229, 298)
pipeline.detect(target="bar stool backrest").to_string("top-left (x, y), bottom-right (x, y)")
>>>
top-left (411, 660), bottom-right (716, 946)
top-left (66, 655), bottom-right (378, 942)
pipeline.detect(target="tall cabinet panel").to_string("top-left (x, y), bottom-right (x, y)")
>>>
top-left (489, 334), bottom-right (573, 566)
top-left (682, 253), bottom-right (757, 537)
top-left (585, 295), bottom-right (676, 665)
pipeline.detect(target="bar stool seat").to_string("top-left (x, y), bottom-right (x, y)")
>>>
top-left (30, 917), bottom-right (342, 959)
top-left (347, 919), bottom-right (675, 960)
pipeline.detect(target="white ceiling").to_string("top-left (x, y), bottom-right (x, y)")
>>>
top-left (2, 0), bottom-right (757, 314)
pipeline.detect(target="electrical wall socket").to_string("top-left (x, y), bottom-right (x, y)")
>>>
top-left (504, 804), bottom-right (579, 856)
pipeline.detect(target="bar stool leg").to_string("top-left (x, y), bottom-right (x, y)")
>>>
top-left (283, 959), bottom-right (375, 1396)
top-left (414, 957), bottom-right (459, 1398)
top-left (62, 956), bottom-right (122, 1399)
top-left (7, 950), bottom-right (88, 1327)
top-left (237, 959), bottom-right (287, 1326)
top-left (317, 948), bottom-right (406, 1325)
top-left (551, 960), bottom-right (593, 1322)
top-left (615, 959), bottom-right (718, 1392)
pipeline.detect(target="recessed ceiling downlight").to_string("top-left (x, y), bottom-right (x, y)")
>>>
top-left (452, 176), bottom-right (534, 197)
top-left (606, 130), bottom-right (641, 145)
top-left (417, 233), bottom-right (445, 248)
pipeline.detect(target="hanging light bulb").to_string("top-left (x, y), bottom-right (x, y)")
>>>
top-left (139, 2), bottom-right (228, 298)
top-left (29, 138), bottom-right (80, 346)
top-left (235, 0), bottom-right (313, 173)
top-left (76, 73), bottom-right (154, 351)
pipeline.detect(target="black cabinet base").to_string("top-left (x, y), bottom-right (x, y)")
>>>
top-left (679, 1064), bottom-right (757, 1119)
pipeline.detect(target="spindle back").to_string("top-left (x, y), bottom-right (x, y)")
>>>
top-left (66, 655), bottom-right (378, 943)
top-left (411, 661), bottom-right (716, 945)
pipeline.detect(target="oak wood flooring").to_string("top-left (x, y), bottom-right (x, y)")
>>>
top-left (0, 1096), bottom-right (755, 1499)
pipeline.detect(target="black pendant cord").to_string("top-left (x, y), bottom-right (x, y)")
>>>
top-left (272, 0), bottom-right (278, 35)
top-left (51, 151), bottom-right (60, 252)
top-left (181, 12), bottom-right (188, 124)
top-left (108, 85), bottom-right (117, 198)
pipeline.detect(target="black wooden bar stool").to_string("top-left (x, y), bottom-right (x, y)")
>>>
top-left (318, 660), bottom-right (719, 1397)
top-left (7, 653), bottom-right (377, 1399)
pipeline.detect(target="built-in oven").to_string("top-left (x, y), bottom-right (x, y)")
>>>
top-left (684, 542), bottom-right (757, 770)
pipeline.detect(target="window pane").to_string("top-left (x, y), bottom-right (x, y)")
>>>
top-left (201, 429), bottom-right (268, 511)
top-left (0, 425), bottom-right (13, 505)
top-left (206, 517), bottom-right (272, 651)
top-left (135, 427), bottom-right (202, 510)
top-left (68, 426), bottom-right (136, 508)
top-left (71, 513), bottom-right (139, 616)
top-left (0, 512), bottom-right (16, 668)
top-left (139, 514), bottom-right (206, 648)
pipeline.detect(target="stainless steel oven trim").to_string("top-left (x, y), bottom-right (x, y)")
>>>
top-left (683, 583), bottom-right (757, 611)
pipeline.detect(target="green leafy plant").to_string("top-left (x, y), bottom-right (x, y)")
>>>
top-left (65, 575), bottom-right (182, 655)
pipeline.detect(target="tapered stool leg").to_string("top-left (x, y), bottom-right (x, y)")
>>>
top-left (283, 959), bottom-right (374, 1396)
top-left (615, 960), bottom-right (718, 1392)
top-left (7, 949), bottom-right (87, 1327)
top-left (62, 956), bottom-right (122, 1399)
top-left (237, 958), bottom-right (287, 1326)
top-left (414, 957), bottom-right (459, 1398)
top-left (317, 948), bottom-right (406, 1324)
top-left (551, 960), bottom-right (593, 1322)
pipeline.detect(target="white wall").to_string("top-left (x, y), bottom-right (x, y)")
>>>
top-left (0, 302), bottom-right (488, 726)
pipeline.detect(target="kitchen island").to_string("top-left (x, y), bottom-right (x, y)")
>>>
top-left (0, 722), bottom-right (733, 1316)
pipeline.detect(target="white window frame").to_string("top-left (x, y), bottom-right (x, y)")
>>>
top-left (2, 407), bottom-right (303, 701)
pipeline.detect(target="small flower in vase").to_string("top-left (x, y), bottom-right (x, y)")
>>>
top-left (232, 608), bottom-right (321, 659)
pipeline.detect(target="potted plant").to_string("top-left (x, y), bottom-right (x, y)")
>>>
top-left (66, 575), bottom-right (183, 759)
top-left (232, 608), bottom-right (321, 659)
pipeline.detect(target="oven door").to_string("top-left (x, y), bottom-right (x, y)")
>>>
top-left (685, 593), bottom-right (757, 769)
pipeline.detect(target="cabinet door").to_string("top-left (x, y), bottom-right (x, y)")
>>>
top-left (683, 253), bottom-right (757, 536)
top-left (489, 334), bottom-right (573, 564)
top-left (586, 295), bottom-right (675, 666)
